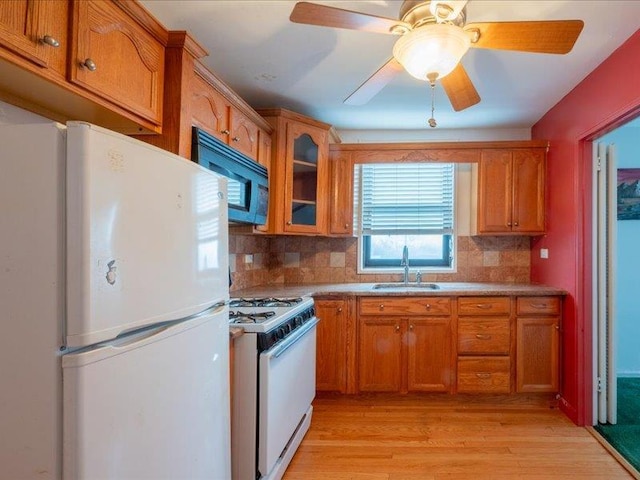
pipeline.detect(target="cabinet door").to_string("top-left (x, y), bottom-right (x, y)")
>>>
top-left (329, 150), bottom-right (354, 236)
top-left (477, 149), bottom-right (513, 233)
top-left (229, 108), bottom-right (259, 161)
top-left (283, 122), bottom-right (328, 234)
top-left (516, 317), bottom-right (559, 392)
top-left (70, 0), bottom-right (164, 126)
top-left (315, 299), bottom-right (348, 392)
top-left (0, 0), bottom-right (67, 75)
top-left (358, 318), bottom-right (402, 392)
top-left (406, 318), bottom-right (451, 392)
top-left (190, 73), bottom-right (230, 144)
top-left (512, 149), bottom-right (545, 233)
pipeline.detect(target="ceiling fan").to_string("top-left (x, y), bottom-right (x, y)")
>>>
top-left (290, 0), bottom-right (584, 115)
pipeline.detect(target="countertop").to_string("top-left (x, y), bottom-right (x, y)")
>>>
top-left (231, 282), bottom-right (567, 298)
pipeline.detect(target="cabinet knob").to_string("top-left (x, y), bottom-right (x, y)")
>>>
top-left (425, 304), bottom-right (431, 310)
top-left (409, 324), bottom-right (414, 331)
top-left (337, 307), bottom-right (343, 313)
top-left (514, 221), bottom-right (519, 226)
top-left (379, 304), bottom-right (384, 310)
top-left (394, 325), bottom-right (400, 332)
top-left (345, 223), bottom-right (349, 228)
top-left (286, 221), bottom-right (292, 225)
top-left (40, 35), bottom-right (60, 48)
top-left (232, 137), bottom-right (240, 142)
top-left (555, 325), bottom-right (560, 331)
top-left (507, 221), bottom-right (512, 227)
top-left (220, 129), bottom-right (230, 135)
top-left (80, 58), bottom-right (97, 71)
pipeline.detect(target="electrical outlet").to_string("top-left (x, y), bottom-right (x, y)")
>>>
top-left (244, 254), bottom-right (253, 264)
top-left (540, 248), bottom-right (549, 259)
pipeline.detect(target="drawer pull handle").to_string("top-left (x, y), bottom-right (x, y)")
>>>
top-left (530, 303), bottom-right (548, 309)
top-left (425, 304), bottom-right (431, 310)
top-left (40, 35), bottom-right (60, 48)
top-left (476, 373), bottom-right (492, 379)
top-left (220, 129), bottom-right (230, 135)
top-left (475, 304), bottom-right (492, 309)
top-left (379, 304), bottom-right (384, 310)
top-left (475, 334), bottom-right (491, 340)
top-left (80, 58), bottom-right (97, 71)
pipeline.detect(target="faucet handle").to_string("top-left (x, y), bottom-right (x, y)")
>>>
top-left (416, 271), bottom-right (422, 284)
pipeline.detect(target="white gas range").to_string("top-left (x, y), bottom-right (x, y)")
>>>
top-left (229, 296), bottom-right (318, 480)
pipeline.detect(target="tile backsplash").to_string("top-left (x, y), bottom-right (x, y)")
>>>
top-left (229, 234), bottom-right (531, 292)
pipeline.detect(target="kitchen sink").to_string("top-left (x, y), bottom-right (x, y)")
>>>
top-left (372, 283), bottom-right (440, 290)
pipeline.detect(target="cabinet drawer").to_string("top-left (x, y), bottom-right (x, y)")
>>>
top-left (517, 296), bottom-right (561, 315)
top-left (457, 356), bottom-right (510, 393)
top-left (359, 297), bottom-right (451, 316)
top-left (458, 297), bottom-right (510, 316)
top-left (458, 319), bottom-right (510, 355)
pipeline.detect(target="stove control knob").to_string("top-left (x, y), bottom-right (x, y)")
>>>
top-left (277, 327), bottom-right (286, 339)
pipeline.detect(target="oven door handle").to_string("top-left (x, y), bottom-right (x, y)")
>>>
top-left (267, 317), bottom-right (319, 359)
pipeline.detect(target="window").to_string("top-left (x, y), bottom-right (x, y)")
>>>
top-left (355, 162), bottom-right (455, 271)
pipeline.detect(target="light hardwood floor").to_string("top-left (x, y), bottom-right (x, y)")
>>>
top-left (283, 393), bottom-right (633, 480)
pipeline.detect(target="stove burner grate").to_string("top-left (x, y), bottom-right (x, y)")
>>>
top-left (229, 310), bottom-right (276, 324)
top-left (229, 297), bottom-right (303, 308)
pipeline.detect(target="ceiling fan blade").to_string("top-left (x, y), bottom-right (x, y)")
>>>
top-left (465, 20), bottom-right (584, 54)
top-left (290, 1), bottom-right (410, 35)
top-left (440, 63), bottom-right (480, 111)
top-left (344, 58), bottom-right (404, 105)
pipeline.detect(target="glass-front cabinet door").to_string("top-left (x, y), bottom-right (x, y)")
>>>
top-left (284, 122), bottom-right (328, 234)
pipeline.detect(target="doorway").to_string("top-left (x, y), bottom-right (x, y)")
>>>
top-left (592, 117), bottom-right (640, 473)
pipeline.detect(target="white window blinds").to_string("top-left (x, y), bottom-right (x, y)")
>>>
top-left (358, 163), bottom-right (454, 235)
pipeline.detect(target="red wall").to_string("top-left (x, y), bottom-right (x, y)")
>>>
top-left (531, 29), bottom-right (640, 425)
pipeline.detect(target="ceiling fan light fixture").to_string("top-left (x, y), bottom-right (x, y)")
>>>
top-left (392, 23), bottom-right (470, 81)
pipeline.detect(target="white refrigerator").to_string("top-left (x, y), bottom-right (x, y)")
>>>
top-left (0, 122), bottom-right (231, 479)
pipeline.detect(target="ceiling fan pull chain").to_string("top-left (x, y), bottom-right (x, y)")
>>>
top-left (427, 73), bottom-right (437, 128)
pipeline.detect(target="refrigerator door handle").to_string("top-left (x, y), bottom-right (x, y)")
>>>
top-left (62, 302), bottom-right (228, 368)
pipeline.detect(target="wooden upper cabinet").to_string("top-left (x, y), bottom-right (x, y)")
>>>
top-left (69, 0), bottom-right (165, 127)
top-left (189, 69), bottom-right (261, 162)
top-left (0, 0), bottom-right (68, 76)
top-left (473, 148), bottom-right (546, 235)
top-left (512, 149), bottom-right (546, 233)
top-left (229, 107), bottom-right (258, 160)
top-left (190, 73), bottom-right (230, 144)
top-left (259, 108), bottom-right (331, 235)
top-left (329, 150), bottom-right (354, 236)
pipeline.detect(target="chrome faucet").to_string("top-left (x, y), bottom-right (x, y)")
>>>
top-left (401, 245), bottom-right (409, 285)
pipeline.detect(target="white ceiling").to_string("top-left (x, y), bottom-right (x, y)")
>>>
top-left (141, 1), bottom-right (640, 133)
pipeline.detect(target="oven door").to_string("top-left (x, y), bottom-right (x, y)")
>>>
top-left (258, 317), bottom-right (318, 477)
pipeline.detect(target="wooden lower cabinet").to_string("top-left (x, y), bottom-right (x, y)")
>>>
top-left (358, 317), bottom-right (452, 393)
top-left (406, 318), bottom-right (452, 392)
top-left (516, 296), bottom-right (560, 393)
top-left (315, 298), bottom-right (350, 393)
top-left (358, 318), bottom-right (403, 392)
top-left (316, 294), bottom-right (561, 396)
top-left (457, 356), bottom-right (511, 393)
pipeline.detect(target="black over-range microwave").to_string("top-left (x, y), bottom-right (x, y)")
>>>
top-left (191, 127), bottom-right (268, 225)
